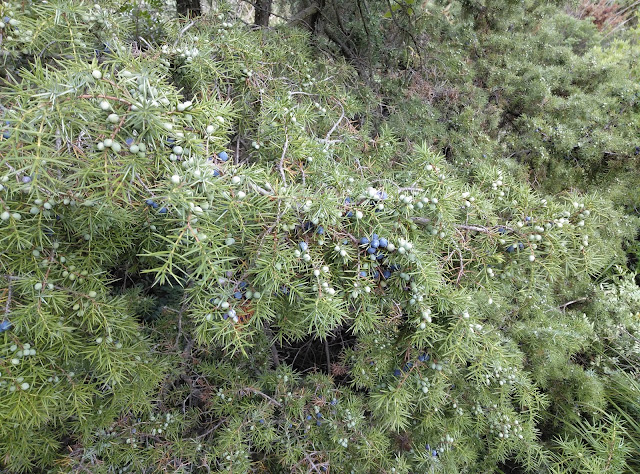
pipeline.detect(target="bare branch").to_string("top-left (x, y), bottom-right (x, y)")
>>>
top-left (3, 274), bottom-right (13, 317)
top-left (248, 182), bottom-right (274, 196)
top-left (288, 4), bottom-right (320, 29)
top-left (558, 297), bottom-right (588, 311)
top-left (412, 217), bottom-right (516, 235)
top-left (324, 338), bottom-right (331, 374)
top-left (278, 132), bottom-right (289, 183)
top-left (173, 21), bottom-right (196, 48)
top-left (242, 386), bottom-right (282, 407)
top-left (324, 100), bottom-right (345, 142)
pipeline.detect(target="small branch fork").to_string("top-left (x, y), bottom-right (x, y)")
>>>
top-left (231, 200), bottom-right (285, 367)
top-left (77, 94), bottom-right (132, 106)
top-left (414, 217), bottom-right (507, 286)
top-left (2, 274), bottom-right (13, 320)
top-left (411, 216), bottom-right (516, 235)
top-left (278, 131), bottom-right (290, 183)
top-left (173, 21), bottom-right (196, 48)
top-left (323, 99), bottom-right (345, 143)
top-left (248, 182), bottom-right (273, 196)
top-left (241, 386), bottom-right (282, 407)
top-left (324, 338), bottom-right (331, 374)
top-left (558, 297), bottom-right (588, 311)
top-left (292, 451), bottom-right (329, 473)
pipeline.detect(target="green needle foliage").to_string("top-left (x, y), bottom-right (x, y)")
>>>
top-left (0, 0), bottom-right (639, 473)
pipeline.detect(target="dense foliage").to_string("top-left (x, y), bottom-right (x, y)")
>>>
top-left (0, 0), bottom-right (639, 472)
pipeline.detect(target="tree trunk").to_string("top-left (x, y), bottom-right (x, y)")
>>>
top-left (254, 0), bottom-right (272, 27)
top-left (288, 2), bottom-right (324, 33)
top-left (309, 0), bottom-right (325, 33)
top-left (177, 0), bottom-right (201, 17)
top-left (200, 0), bottom-right (212, 15)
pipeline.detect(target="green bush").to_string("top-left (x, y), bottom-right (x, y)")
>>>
top-left (378, 2), bottom-right (640, 198)
top-left (0, 0), bottom-right (639, 472)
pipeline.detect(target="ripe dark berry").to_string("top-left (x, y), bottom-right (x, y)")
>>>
top-left (418, 353), bottom-right (429, 362)
top-left (145, 199), bottom-right (155, 206)
top-left (359, 237), bottom-right (369, 245)
top-left (359, 271), bottom-right (367, 277)
top-left (217, 151), bottom-right (229, 162)
top-left (382, 270), bottom-right (391, 279)
top-left (125, 137), bottom-right (134, 146)
top-left (316, 226), bottom-right (324, 235)
top-left (367, 247), bottom-right (376, 254)
top-left (2, 130), bottom-right (9, 139)
top-left (299, 241), bottom-right (309, 252)
top-left (0, 319), bottom-right (12, 332)
top-left (518, 242), bottom-right (525, 250)
top-left (378, 238), bottom-right (388, 248)
top-left (506, 245), bottom-right (514, 253)
top-left (393, 369), bottom-right (402, 377)
top-left (158, 207), bottom-right (168, 213)
top-left (370, 239), bottom-right (380, 249)
top-left (234, 291), bottom-right (243, 299)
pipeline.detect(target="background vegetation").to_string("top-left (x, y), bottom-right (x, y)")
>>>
top-left (0, 0), bottom-right (639, 472)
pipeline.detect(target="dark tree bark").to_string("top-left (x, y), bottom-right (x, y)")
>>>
top-left (288, 3), bottom-right (319, 31)
top-left (177, 0), bottom-right (201, 18)
top-left (307, 0), bottom-right (325, 33)
top-left (254, 0), bottom-right (273, 27)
